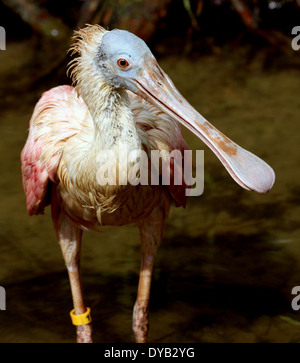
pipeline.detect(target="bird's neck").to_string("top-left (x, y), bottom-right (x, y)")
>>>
top-left (77, 78), bottom-right (141, 152)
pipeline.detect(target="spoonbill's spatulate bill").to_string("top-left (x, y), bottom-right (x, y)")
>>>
top-left (21, 25), bottom-right (275, 343)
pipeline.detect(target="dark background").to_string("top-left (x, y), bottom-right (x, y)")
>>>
top-left (0, 0), bottom-right (300, 343)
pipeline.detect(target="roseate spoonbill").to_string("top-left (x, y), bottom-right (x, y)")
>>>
top-left (21, 24), bottom-right (275, 343)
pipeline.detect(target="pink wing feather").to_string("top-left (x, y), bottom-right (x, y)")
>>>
top-left (21, 85), bottom-right (89, 215)
top-left (21, 131), bottom-right (50, 215)
top-left (168, 137), bottom-right (190, 208)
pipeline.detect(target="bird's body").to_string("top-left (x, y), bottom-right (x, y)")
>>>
top-left (21, 25), bottom-right (275, 343)
top-left (22, 84), bottom-right (187, 230)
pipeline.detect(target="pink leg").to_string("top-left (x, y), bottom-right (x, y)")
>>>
top-left (52, 198), bottom-right (92, 343)
top-left (133, 195), bottom-right (170, 343)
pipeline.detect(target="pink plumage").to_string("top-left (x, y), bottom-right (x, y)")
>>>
top-left (21, 86), bottom-right (81, 215)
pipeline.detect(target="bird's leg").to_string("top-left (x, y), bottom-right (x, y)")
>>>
top-left (58, 218), bottom-right (93, 343)
top-left (51, 197), bottom-right (92, 343)
top-left (133, 197), bottom-right (170, 343)
top-left (133, 241), bottom-right (156, 343)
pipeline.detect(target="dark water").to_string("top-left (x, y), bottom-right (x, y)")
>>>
top-left (0, 39), bottom-right (300, 343)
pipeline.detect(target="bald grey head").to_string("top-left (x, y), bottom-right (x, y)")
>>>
top-left (97, 29), bottom-right (154, 91)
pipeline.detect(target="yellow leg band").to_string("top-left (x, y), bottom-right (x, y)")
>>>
top-left (70, 307), bottom-right (92, 326)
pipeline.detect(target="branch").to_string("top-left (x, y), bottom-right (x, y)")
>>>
top-left (76, 0), bottom-right (172, 41)
top-left (77, 0), bottom-right (102, 28)
top-left (230, 0), bottom-right (258, 29)
top-left (2, 0), bottom-right (71, 40)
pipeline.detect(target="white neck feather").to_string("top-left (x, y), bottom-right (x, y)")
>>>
top-left (69, 25), bottom-right (141, 152)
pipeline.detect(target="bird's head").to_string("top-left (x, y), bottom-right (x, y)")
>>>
top-left (96, 28), bottom-right (155, 92)
top-left (69, 25), bottom-right (275, 194)
top-left (69, 25), bottom-right (166, 97)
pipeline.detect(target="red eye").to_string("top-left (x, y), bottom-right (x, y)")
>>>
top-left (117, 58), bottom-right (129, 68)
